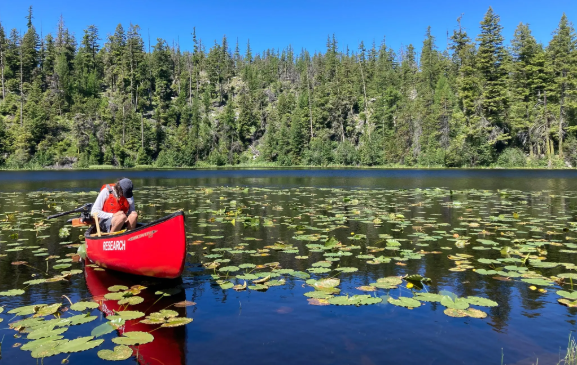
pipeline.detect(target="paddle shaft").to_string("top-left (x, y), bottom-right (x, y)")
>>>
top-left (93, 213), bottom-right (102, 237)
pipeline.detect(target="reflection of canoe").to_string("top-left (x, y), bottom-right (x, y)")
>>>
top-left (85, 211), bottom-right (186, 278)
top-left (84, 264), bottom-right (186, 365)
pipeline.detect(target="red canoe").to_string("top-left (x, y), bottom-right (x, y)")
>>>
top-left (85, 211), bottom-right (186, 278)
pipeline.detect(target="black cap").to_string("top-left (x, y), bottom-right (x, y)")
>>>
top-left (119, 178), bottom-right (133, 199)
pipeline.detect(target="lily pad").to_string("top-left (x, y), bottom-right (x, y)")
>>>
top-left (97, 345), bottom-right (133, 361)
top-left (112, 331), bottom-right (154, 346)
top-left (70, 302), bottom-right (99, 311)
top-left (465, 296), bottom-right (498, 307)
top-left (161, 317), bottom-right (193, 327)
top-left (387, 297), bottom-right (421, 308)
top-left (58, 336), bottom-right (104, 353)
top-left (444, 308), bottom-right (468, 317)
top-left (440, 296), bottom-right (469, 310)
top-left (0, 289), bottom-right (25, 296)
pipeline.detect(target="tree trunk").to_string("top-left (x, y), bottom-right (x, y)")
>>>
top-left (20, 44), bottom-right (23, 127)
top-left (141, 113), bottom-right (144, 149)
top-left (130, 41), bottom-right (134, 108)
top-left (122, 104), bottom-right (125, 145)
top-left (359, 62), bottom-right (368, 116)
top-left (544, 90), bottom-right (551, 159)
top-left (188, 55), bottom-right (192, 106)
top-left (0, 46), bottom-right (5, 100)
top-left (306, 60), bottom-right (314, 140)
top-left (559, 93), bottom-right (564, 158)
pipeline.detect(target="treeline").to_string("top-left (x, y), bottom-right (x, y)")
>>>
top-left (0, 7), bottom-right (576, 168)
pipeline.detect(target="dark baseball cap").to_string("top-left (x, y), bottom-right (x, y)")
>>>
top-left (118, 178), bottom-right (133, 199)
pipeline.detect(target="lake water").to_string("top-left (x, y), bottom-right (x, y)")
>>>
top-left (1, 169), bottom-right (577, 365)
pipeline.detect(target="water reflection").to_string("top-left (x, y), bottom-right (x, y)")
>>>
top-left (84, 265), bottom-right (186, 365)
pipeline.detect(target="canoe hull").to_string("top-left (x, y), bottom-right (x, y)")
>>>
top-left (85, 211), bottom-right (186, 278)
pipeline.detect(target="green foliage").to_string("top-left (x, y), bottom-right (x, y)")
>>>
top-left (0, 9), bottom-right (576, 168)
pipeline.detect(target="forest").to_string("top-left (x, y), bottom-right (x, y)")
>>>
top-left (0, 7), bottom-right (575, 169)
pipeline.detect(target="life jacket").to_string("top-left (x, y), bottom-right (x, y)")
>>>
top-left (100, 184), bottom-right (130, 214)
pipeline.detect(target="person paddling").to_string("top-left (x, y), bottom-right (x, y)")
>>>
top-left (91, 178), bottom-right (138, 233)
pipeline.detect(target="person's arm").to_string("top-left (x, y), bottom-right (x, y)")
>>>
top-left (91, 189), bottom-right (114, 219)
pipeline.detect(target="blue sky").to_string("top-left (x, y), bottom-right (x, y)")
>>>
top-left (0, 0), bottom-right (575, 55)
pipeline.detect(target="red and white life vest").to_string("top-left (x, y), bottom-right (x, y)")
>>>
top-left (100, 184), bottom-right (130, 214)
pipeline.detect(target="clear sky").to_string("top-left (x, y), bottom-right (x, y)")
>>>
top-left (0, 0), bottom-right (575, 55)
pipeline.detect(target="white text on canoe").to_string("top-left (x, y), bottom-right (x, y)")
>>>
top-left (103, 240), bottom-right (126, 251)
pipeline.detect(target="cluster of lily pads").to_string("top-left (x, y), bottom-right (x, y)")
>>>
top-left (2, 278), bottom-right (193, 361)
top-left (2, 186), bottom-right (577, 361)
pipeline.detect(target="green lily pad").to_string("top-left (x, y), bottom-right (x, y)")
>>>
top-left (465, 296), bottom-right (498, 307)
top-left (387, 297), bottom-right (421, 308)
top-left (441, 296), bottom-right (469, 310)
top-left (521, 278), bottom-right (554, 286)
top-left (335, 267), bottom-right (358, 273)
top-left (21, 336), bottom-right (64, 351)
top-left (111, 310), bottom-right (145, 321)
top-left (68, 314), bottom-right (98, 326)
top-left (218, 266), bottom-right (240, 272)
top-left (161, 317), bottom-right (193, 327)
top-left (112, 331), bottom-right (154, 346)
top-left (557, 290), bottom-right (577, 300)
top-left (413, 293), bottom-right (443, 302)
top-left (27, 327), bottom-right (68, 340)
top-left (118, 296), bottom-right (144, 305)
top-left (108, 285), bottom-right (129, 292)
top-left (219, 282), bottom-right (234, 290)
top-left (70, 302), bottom-right (99, 311)
top-left (97, 345), bottom-right (133, 361)
top-left (0, 289), bottom-right (25, 296)
top-left (9, 304), bottom-right (46, 316)
top-left (34, 303), bottom-right (61, 317)
top-left (557, 273), bottom-right (577, 280)
top-left (58, 336), bottom-right (104, 353)
top-left (304, 291), bottom-right (333, 299)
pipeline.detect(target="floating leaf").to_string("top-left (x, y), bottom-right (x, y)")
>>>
top-left (304, 291), bottom-right (333, 299)
top-left (91, 322), bottom-right (119, 338)
top-left (161, 317), bottom-right (193, 327)
top-left (112, 331), bottom-right (154, 346)
top-left (108, 285), bottom-right (129, 292)
top-left (440, 296), bottom-right (469, 310)
top-left (334, 267), bottom-right (358, 273)
top-left (444, 308), bottom-right (468, 317)
top-left (558, 298), bottom-right (577, 308)
top-left (118, 296), bottom-right (144, 305)
top-left (34, 303), bottom-right (61, 317)
top-left (58, 336), bottom-right (104, 353)
top-left (521, 278), bottom-right (553, 286)
top-left (557, 290), bottom-right (577, 300)
top-left (97, 345), bottom-right (133, 361)
top-left (111, 310), bottom-right (144, 321)
top-left (465, 308), bottom-right (488, 318)
top-left (465, 296), bottom-right (498, 307)
top-left (174, 301), bottom-right (196, 307)
top-left (0, 289), bottom-right (25, 296)
top-left (387, 297), bottom-right (421, 308)
top-left (27, 327), bottom-right (68, 340)
top-left (70, 302), bottom-right (99, 311)
top-left (413, 293), bottom-right (443, 302)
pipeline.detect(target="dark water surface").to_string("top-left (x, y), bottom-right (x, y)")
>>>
top-left (0, 169), bottom-right (576, 365)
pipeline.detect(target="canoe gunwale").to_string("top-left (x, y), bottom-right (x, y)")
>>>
top-left (84, 210), bottom-right (185, 240)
